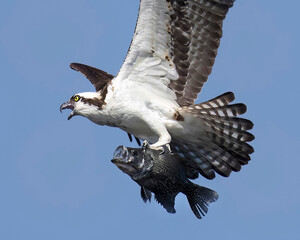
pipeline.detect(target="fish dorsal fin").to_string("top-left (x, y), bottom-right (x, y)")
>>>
top-left (140, 187), bottom-right (152, 203)
top-left (155, 193), bottom-right (178, 214)
top-left (70, 63), bottom-right (114, 92)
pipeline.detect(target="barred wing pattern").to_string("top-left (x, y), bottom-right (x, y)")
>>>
top-left (173, 92), bottom-right (254, 179)
top-left (117, 0), bottom-right (235, 106)
top-left (168, 0), bottom-right (235, 106)
top-left (114, 0), bottom-right (253, 179)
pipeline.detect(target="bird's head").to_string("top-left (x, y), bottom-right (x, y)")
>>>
top-left (60, 92), bottom-right (104, 120)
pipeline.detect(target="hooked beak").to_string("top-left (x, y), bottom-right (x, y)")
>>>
top-left (60, 100), bottom-right (75, 120)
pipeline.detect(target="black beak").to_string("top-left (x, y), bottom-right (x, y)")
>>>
top-left (60, 101), bottom-right (75, 120)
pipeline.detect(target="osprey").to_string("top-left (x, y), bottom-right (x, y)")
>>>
top-left (61, 0), bottom-right (254, 179)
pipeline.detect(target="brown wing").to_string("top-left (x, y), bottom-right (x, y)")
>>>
top-left (70, 63), bottom-right (114, 92)
top-left (71, 1), bottom-right (235, 105)
top-left (168, 0), bottom-right (235, 106)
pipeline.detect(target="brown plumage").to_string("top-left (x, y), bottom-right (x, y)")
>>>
top-left (168, 0), bottom-right (235, 106)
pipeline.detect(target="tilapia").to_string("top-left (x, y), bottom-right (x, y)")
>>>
top-left (112, 146), bottom-right (218, 219)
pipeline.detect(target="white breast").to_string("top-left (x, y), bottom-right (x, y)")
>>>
top-left (100, 81), bottom-right (179, 142)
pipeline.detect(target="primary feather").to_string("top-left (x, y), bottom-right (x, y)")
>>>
top-left (61, 0), bottom-right (254, 180)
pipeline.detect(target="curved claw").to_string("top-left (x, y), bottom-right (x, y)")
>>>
top-left (154, 144), bottom-right (172, 155)
top-left (158, 148), bottom-right (165, 155)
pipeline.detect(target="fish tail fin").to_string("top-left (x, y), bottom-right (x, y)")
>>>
top-left (184, 184), bottom-right (218, 219)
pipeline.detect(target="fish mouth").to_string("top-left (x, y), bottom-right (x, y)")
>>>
top-left (111, 158), bottom-right (137, 174)
top-left (112, 146), bottom-right (129, 161)
top-left (111, 146), bottom-right (137, 173)
top-left (60, 100), bottom-right (75, 120)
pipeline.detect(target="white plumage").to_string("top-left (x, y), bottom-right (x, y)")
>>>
top-left (61, 0), bottom-right (254, 179)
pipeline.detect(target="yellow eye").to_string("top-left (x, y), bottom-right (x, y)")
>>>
top-left (74, 96), bottom-right (80, 102)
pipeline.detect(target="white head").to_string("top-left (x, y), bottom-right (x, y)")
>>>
top-left (60, 92), bottom-right (105, 120)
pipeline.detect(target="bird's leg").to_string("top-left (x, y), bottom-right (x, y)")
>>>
top-left (142, 140), bottom-right (170, 154)
top-left (140, 114), bottom-right (172, 153)
top-left (149, 134), bottom-right (171, 153)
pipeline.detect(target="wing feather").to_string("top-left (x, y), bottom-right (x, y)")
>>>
top-left (116, 0), bottom-right (235, 106)
top-left (70, 63), bottom-right (114, 92)
top-left (169, 0), bottom-right (235, 105)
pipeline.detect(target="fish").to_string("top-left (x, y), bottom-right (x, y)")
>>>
top-left (111, 145), bottom-right (218, 219)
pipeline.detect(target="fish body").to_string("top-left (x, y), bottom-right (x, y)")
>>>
top-left (112, 146), bottom-right (218, 219)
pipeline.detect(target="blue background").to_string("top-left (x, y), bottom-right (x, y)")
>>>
top-left (1, 0), bottom-right (299, 239)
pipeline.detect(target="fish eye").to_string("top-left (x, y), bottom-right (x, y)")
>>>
top-left (73, 95), bottom-right (80, 102)
top-left (131, 150), bottom-right (137, 155)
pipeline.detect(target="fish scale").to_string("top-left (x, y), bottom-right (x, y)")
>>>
top-left (112, 146), bottom-right (218, 219)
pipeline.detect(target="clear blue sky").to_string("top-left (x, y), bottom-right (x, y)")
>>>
top-left (1, 0), bottom-right (299, 239)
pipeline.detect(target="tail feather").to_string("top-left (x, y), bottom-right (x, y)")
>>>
top-left (200, 114), bottom-right (254, 131)
top-left (172, 140), bottom-right (238, 178)
top-left (203, 119), bottom-right (255, 142)
top-left (199, 141), bottom-right (244, 172)
top-left (205, 131), bottom-right (254, 156)
top-left (224, 149), bottom-right (250, 165)
top-left (196, 103), bottom-right (247, 117)
top-left (194, 142), bottom-right (239, 176)
top-left (175, 92), bottom-right (254, 179)
top-left (198, 92), bottom-right (235, 108)
top-left (173, 143), bottom-right (216, 179)
top-left (206, 134), bottom-right (252, 167)
top-left (184, 93), bottom-right (253, 132)
top-left (184, 183), bottom-right (218, 219)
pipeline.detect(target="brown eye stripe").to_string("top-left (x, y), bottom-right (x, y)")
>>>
top-left (81, 97), bottom-right (105, 110)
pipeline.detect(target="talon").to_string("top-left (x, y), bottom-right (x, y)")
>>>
top-left (158, 145), bottom-right (171, 155)
top-left (148, 145), bottom-right (164, 154)
top-left (145, 143), bottom-right (172, 154)
top-left (165, 144), bottom-right (171, 153)
top-left (142, 140), bottom-right (149, 150)
top-left (158, 148), bottom-right (165, 155)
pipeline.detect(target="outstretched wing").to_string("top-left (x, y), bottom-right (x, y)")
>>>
top-left (70, 63), bottom-right (114, 92)
top-left (116, 0), bottom-right (235, 106)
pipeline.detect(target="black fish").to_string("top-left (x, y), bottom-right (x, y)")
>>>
top-left (111, 146), bottom-right (218, 219)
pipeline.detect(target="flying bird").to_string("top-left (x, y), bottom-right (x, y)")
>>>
top-left (60, 0), bottom-right (254, 180)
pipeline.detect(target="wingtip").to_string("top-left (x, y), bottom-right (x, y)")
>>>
top-left (69, 62), bottom-right (80, 71)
